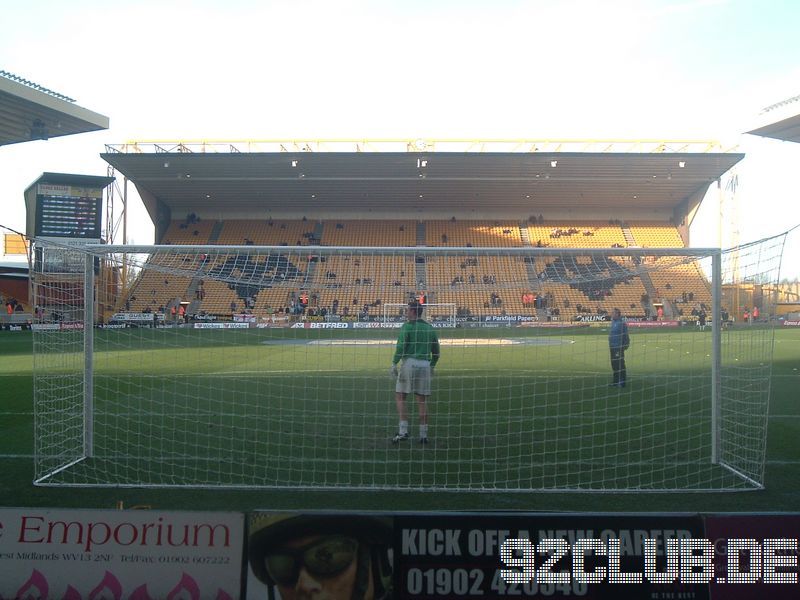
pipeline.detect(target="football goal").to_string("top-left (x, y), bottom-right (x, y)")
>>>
top-left (30, 237), bottom-right (785, 491)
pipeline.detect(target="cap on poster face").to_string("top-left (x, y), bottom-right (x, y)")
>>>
top-left (247, 514), bottom-right (392, 584)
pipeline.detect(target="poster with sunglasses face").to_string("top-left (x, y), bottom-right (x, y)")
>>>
top-left (246, 513), bottom-right (395, 600)
top-left (245, 512), bottom-right (758, 600)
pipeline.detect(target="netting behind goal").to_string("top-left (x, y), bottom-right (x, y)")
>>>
top-left (383, 303), bottom-right (456, 326)
top-left (30, 237), bottom-right (785, 491)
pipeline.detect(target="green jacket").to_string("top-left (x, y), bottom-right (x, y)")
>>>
top-left (393, 319), bottom-right (440, 366)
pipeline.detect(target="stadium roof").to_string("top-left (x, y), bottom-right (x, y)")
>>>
top-left (0, 70), bottom-right (109, 146)
top-left (746, 93), bottom-right (800, 143)
top-left (101, 140), bottom-right (743, 220)
top-left (0, 261), bottom-right (28, 278)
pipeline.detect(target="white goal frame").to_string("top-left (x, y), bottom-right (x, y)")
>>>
top-left (30, 240), bottom-right (784, 491)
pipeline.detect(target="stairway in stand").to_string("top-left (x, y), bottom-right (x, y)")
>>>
top-left (621, 225), bottom-right (636, 247)
top-left (519, 221), bottom-right (532, 246)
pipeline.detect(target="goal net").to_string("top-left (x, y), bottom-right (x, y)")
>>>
top-left (383, 303), bottom-right (456, 327)
top-left (30, 236), bottom-right (786, 491)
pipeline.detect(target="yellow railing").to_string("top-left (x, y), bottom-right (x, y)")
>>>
top-left (106, 138), bottom-right (732, 154)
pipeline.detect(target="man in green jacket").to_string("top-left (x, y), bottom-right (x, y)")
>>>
top-left (391, 300), bottom-right (440, 444)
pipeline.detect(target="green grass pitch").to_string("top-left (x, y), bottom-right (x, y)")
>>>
top-left (1, 325), bottom-right (799, 511)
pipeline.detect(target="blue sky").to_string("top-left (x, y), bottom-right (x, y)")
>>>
top-left (1, 0), bottom-right (798, 276)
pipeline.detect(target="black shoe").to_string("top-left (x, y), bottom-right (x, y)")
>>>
top-left (419, 437), bottom-right (428, 445)
top-left (392, 432), bottom-right (409, 444)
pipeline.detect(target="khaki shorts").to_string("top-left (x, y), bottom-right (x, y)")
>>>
top-left (396, 358), bottom-right (432, 396)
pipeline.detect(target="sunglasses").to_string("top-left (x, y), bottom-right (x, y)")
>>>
top-left (264, 535), bottom-right (359, 586)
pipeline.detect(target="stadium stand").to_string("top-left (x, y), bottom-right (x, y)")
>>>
top-left (320, 219), bottom-right (416, 247)
top-left (648, 260), bottom-right (713, 316)
top-left (125, 267), bottom-right (193, 314)
top-left (426, 220), bottom-right (523, 247)
top-left (308, 254), bottom-right (416, 317)
top-left (527, 221), bottom-right (628, 248)
top-left (162, 219), bottom-right (216, 244)
top-left (627, 223), bottom-right (685, 247)
top-left (121, 218), bottom-right (712, 323)
top-left (426, 255), bottom-right (532, 315)
top-left (216, 219), bottom-right (318, 246)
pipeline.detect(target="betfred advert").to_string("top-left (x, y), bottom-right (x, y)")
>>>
top-left (0, 508), bottom-right (243, 598)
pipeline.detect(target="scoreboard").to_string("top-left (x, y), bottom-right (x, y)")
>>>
top-left (34, 184), bottom-right (103, 239)
top-left (24, 174), bottom-right (114, 275)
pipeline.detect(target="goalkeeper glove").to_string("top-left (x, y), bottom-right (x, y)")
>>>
top-left (390, 364), bottom-right (398, 377)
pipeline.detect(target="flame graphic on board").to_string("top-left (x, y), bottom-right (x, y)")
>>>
top-left (88, 571), bottom-right (123, 600)
top-left (166, 573), bottom-right (201, 600)
top-left (128, 584), bottom-right (155, 600)
top-left (63, 585), bottom-right (83, 600)
top-left (15, 569), bottom-right (49, 600)
top-left (215, 590), bottom-right (234, 600)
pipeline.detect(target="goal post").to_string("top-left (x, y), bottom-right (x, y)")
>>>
top-left (30, 237), bottom-right (786, 491)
